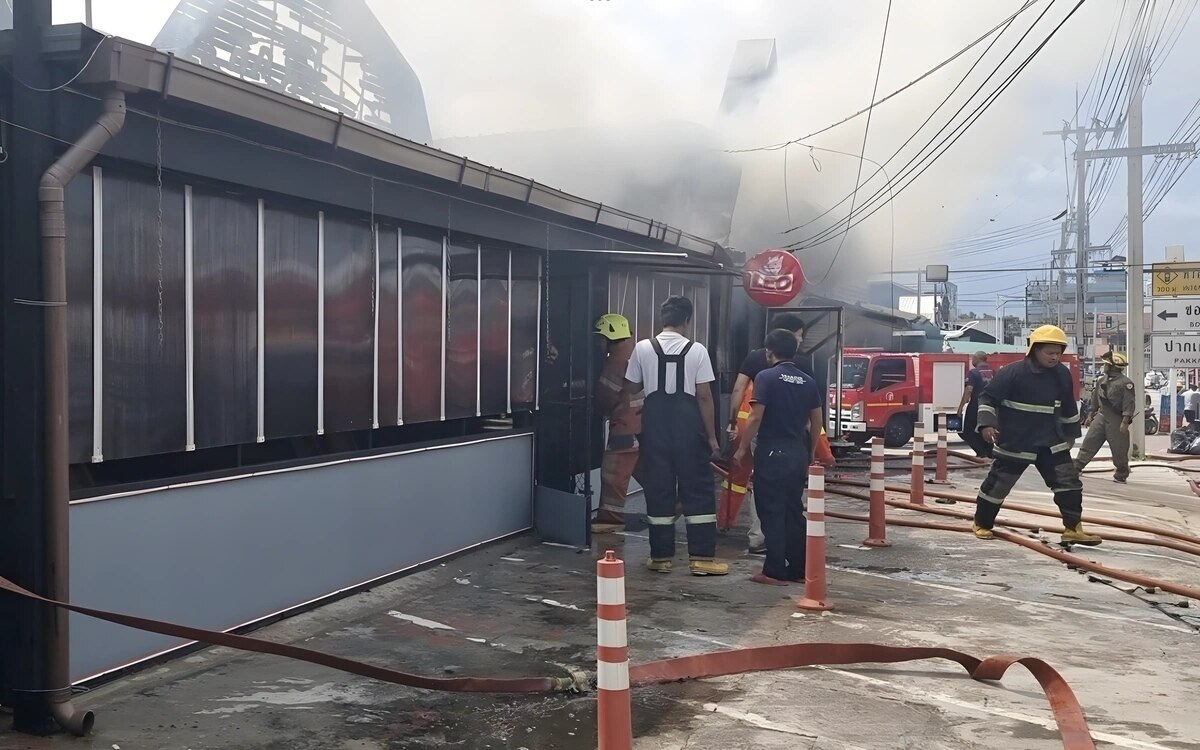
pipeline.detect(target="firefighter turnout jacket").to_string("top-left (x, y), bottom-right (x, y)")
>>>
top-left (976, 358), bottom-right (1082, 460)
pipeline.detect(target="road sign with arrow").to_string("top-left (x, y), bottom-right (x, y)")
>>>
top-left (1151, 297), bottom-right (1200, 333)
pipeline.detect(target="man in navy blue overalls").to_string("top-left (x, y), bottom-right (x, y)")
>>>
top-left (625, 296), bottom-right (728, 576)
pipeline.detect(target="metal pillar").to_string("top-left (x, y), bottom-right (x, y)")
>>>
top-left (2, 0), bottom-right (56, 733)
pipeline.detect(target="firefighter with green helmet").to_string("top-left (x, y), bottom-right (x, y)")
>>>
top-left (592, 313), bottom-right (642, 533)
top-left (1074, 350), bottom-right (1136, 484)
top-left (971, 325), bottom-right (1101, 546)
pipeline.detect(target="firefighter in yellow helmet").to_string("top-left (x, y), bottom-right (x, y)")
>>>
top-left (972, 325), bottom-right (1101, 545)
top-left (591, 314), bottom-right (643, 533)
top-left (1074, 350), bottom-right (1136, 484)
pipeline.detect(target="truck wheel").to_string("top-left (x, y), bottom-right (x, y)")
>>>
top-left (883, 415), bottom-right (914, 449)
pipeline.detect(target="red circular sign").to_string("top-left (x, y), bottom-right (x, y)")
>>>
top-left (743, 249), bottom-right (805, 307)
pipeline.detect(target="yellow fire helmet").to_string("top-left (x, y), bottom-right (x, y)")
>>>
top-left (1026, 324), bottom-right (1069, 355)
top-left (594, 313), bottom-right (632, 341)
top-left (1103, 350), bottom-right (1129, 367)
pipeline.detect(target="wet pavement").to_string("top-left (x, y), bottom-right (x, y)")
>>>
top-left (3, 436), bottom-right (1199, 749)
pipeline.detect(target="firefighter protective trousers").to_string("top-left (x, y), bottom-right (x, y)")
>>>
top-left (640, 338), bottom-right (717, 561)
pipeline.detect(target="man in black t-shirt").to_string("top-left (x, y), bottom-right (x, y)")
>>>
top-left (722, 314), bottom-right (806, 553)
top-left (957, 352), bottom-right (994, 458)
top-left (733, 329), bottom-right (824, 584)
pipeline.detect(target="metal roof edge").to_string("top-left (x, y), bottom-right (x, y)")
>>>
top-left (12, 28), bottom-right (721, 259)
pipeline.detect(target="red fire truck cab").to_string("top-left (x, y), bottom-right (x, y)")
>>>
top-left (828, 348), bottom-right (1082, 448)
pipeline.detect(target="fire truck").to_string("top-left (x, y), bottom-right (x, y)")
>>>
top-left (829, 349), bottom-right (1083, 447)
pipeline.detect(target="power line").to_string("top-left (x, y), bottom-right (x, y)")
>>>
top-left (723, 0), bottom-right (1041, 154)
top-left (812, 0), bottom-right (893, 286)
top-left (787, 0), bottom-right (1087, 252)
top-left (778, 0), bottom-right (1046, 242)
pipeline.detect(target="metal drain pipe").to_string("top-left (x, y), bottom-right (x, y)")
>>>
top-left (37, 88), bottom-right (126, 736)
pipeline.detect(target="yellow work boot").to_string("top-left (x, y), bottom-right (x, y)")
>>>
top-left (1062, 524), bottom-right (1102, 546)
top-left (689, 559), bottom-right (729, 576)
top-left (971, 523), bottom-right (994, 540)
top-left (646, 558), bottom-right (673, 573)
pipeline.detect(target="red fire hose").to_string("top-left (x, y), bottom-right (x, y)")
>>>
top-left (828, 477), bottom-right (1200, 548)
top-left (821, 497), bottom-right (1200, 601)
top-left (0, 574), bottom-right (1097, 749)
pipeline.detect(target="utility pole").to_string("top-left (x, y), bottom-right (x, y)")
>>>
top-left (1127, 50), bottom-right (1147, 457)
top-left (1052, 47), bottom-right (1196, 458)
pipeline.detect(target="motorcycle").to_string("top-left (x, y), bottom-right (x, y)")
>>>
top-left (1144, 401), bottom-right (1159, 436)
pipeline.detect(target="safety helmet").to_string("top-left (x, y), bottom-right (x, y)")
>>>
top-left (594, 313), bottom-right (631, 341)
top-left (1102, 350), bottom-right (1129, 367)
top-left (1026, 324), bottom-right (1069, 355)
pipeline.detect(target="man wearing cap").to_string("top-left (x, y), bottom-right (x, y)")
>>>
top-left (592, 314), bottom-right (642, 533)
top-left (1074, 350), bottom-right (1136, 484)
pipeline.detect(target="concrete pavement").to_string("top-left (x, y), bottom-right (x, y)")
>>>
top-left (2, 439), bottom-right (1198, 749)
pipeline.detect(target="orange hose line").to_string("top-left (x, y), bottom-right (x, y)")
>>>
top-left (822, 500), bottom-right (1200, 602)
top-left (828, 478), bottom-right (1200, 547)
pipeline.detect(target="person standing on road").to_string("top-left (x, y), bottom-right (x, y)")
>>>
top-left (732, 329), bottom-right (824, 586)
top-left (971, 325), bottom-right (1101, 546)
top-left (1074, 351), bottom-right (1136, 484)
top-left (724, 313), bottom-right (807, 553)
top-left (1185, 383), bottom-right (1200, 425)
top-left (625, 296), bottom-right (728, 576)
top-left (957, 352), bottom-right (994, 458)
top-left (591, 314), bottom-right (642, 533)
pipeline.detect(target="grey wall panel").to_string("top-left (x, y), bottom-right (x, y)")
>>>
top-left (323, 216), bottom-right (375, 433)
top-left (635, 275), bottom-right (654, 340)
top-left (445, 242), bottom-right (478, 419)
top-left (69, 433), bottom-right (534, 680)
top-left (479, 249), bottom-right (509, 415)
top-left (378, 226), bottom-right (400, 426)
top-left (263, 205), bottom-right (319, 438)
top-left (65, 173), bottom-right (94, 464)
top-left (401, 228), bottom-right (443, 423)
top-left (192, 188), bottom-right (258, 448)
top-left (510, 253), bottom-right (540, 410)
top-left (102, 173), bottom-right (187, 460)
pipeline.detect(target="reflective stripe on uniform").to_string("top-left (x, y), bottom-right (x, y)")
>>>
top-left (737, 410), bottom-right (750, 420)
top-left (993, 446), bottom-right (1037, 461)
top-left (645, 516), bottom-right (676, 526)
top-left (977, 405), bottom-right (997, 416)
top-left (1001, 399), bottom-right (1056, 414)
top-left (685, 514), bottom-right (717, 525)
top-left (1049, 442), bottom-right (1072, 453)
top-left (1058, 413), bottom-right (1080, 423)
top-left (724, 482), bottom-right (747, 493)
top-left (979, 491), bottom-right (1005, 505)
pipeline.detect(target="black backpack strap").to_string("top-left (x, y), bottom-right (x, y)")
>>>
top-left (650, 337), bottom-right (668, 393)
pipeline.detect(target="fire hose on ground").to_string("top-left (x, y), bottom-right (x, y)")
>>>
top-left (1, 560), bottom-right (1099, 750)
top-left (826, 477), bottom-right (1200, 549)
top-left (822, 488), bottom-right (1200, 602)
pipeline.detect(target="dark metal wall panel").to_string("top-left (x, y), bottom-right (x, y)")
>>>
top-left (101, 172), bottom-right (187, 460)
top-left (377, 225), bottom-right (400, 426)
top-left (445, 241), bottom-right (479, 419)
top-left (65, 172), bottom-right (93, 464)
top-left (323, 215), bottom-right (375, 433)
top-left (636, 275), bottom-right (655, 340)
top-left (192, 187), bottom-right (258, 448)
top-left (69, 433), bottom-right (534, 680)
top-left (401, 227), bottom-right (443, 423)
top-left (263, 204), bottom-right (319, 439)
top-left (479, 249), bottom-right (509, 415)
top-left (510, 252), bottom-right (540, 410)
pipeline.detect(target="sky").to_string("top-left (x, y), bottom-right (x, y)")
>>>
top-left (46, 0), bottom-right (1200, 316)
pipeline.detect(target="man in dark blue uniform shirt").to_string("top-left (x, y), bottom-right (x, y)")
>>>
top-left (733, 329), bottom-right (824, 585)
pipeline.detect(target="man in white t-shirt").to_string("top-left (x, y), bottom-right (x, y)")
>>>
top-left (625, 296), bottom-right (728, 577)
